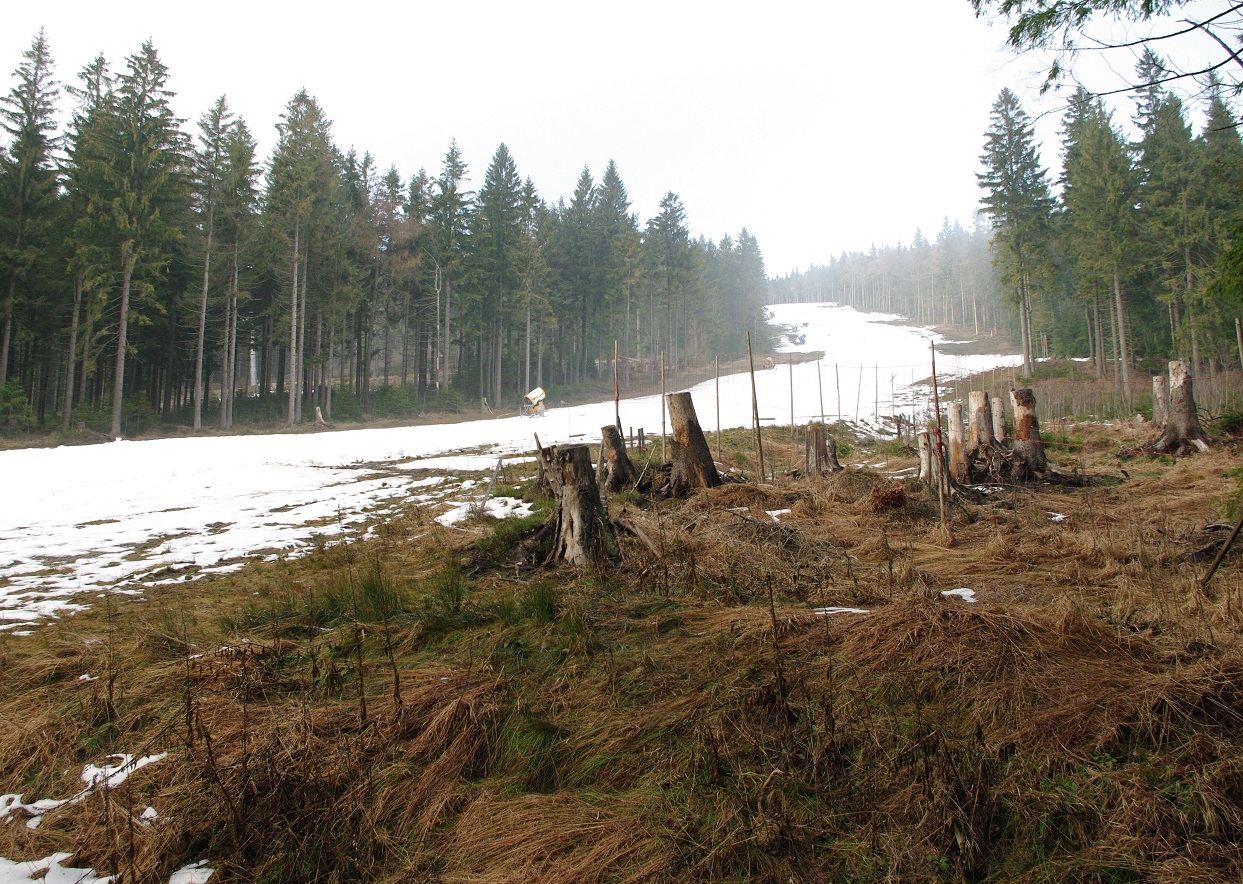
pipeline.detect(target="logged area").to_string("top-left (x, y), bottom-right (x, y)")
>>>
top-left (2, 418), bottom-right (1242, 882)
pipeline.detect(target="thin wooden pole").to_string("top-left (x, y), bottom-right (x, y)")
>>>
top-left (789, 354), bottom-right (796, 473)
top-left (660, 352), bottom-right (666, 465)
top-left (715, 355), bottom-right (721, 463)
top-left (747, 331), bottom-right (765, 482)
top-left (930, 342), bottom-right (947, 529)
top-left (1235, 318), bottom-right (1243, 374)
top-left (613, 339), bottom-right (620, 432)
top-left (835, 362), bottom-right (841, 422)
top-left (817, 359), bottom-right (825, 426)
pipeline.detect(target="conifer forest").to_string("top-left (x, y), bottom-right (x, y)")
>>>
top-left (0, 33), bottom-right (769, 437)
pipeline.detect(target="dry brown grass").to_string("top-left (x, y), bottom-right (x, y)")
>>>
top-left (3, 422), bottom-right (1243, 881)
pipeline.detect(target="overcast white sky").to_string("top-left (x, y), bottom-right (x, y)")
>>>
top-left (1, 0), bottom-right (1229, 276)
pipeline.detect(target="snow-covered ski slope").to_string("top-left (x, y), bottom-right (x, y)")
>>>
top-left (0, 303), bottom-right (1019, 628)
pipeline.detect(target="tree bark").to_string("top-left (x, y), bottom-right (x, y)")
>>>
top-left (947, 401), bottom-right (968, 483)
top-left (194, 200), bottom-right (214, 430)
top-left (287, 217), bottom-right (300, 425)
top-left (62, 274), bottom-right (82, 432)
top-left (110, 248), bottom-right (138, 439)
top-left (552, 444), bottom-right (607, 567)
top-left (806, 423), bottom-right (843, 474)
top-left (1152, 374), bottom-right (1168, 428)
top-left (966, 391), bottom-right (996, 456)
top-left (1149, 360), bottom-right (1210, 453)
top-left (666, 391), bottom-right (721, 496)
top-left (597, 424), bottom-right (637, 493)
top-left (990, 392), bottom-right (1007, 446)
top-left (1010, 388), bottom-right (1047, 478)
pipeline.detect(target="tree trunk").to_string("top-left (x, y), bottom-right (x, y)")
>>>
top-left (966, 390), bottom-right (995, 456)
top-left (62, 274), bottom-right (82, 432)
top-left (194, 200), bottom-right (214, 430)
top-left (990, 392), bottom-right (1007, 446)
top-left (287, 218), bottom-right (300, 425)
top-left (666, 391), bottom-right (721, 496)
top-left (1114, 268), bottom-right (1131, 409)
top-left (110, 248), bottom-right (137, 439)
top-left (1010, 388), bottom-right (1047, 478)
top-left (806, 423), bottom-right (843, 474)
top-left (1149, 360), bottom-right (1210, 453)
top-left (551, 444), bottom-right (607, 567)
top-left (1152, 374), bottom-right (1168, 428)
top-left (597, 424), bottom-right (638, 493)
top-left (947, 401), bottom-right (968, 483)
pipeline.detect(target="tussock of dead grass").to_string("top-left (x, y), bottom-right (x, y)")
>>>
top-left (4, 424), bottom-right (1243, 880)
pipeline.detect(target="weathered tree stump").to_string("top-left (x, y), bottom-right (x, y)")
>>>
top-left (947, 402), bottom-right (969, 483)
top-left (533, 434), bottom-right (559, 496)
top-left (967, 391), bottom-right (996, 455)
top-left (597, 424), bottom-right (638, 493)
top-left (551, 444), bottom-right (608, 567)
top-left (1010, 388), bottom-right (1048, 478)
top-left (990, 393), bottom-right (1007, 446)
top-left (1151, 374), bottom-right (1168, 428)
top-left (1149, 360), bottom-right (1210, 454)
top-left (918, 429), bottom-right (946, 492)
top-left (805, 423), bottom-right (844, 474)
top-left (666, 392), bottom-right (721, 496)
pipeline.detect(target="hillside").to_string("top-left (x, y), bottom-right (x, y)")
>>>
top-left (2, 418), bottom-right (1242, 882)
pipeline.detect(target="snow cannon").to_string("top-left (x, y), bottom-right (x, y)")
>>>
top-left (523, 386), bottom-right (546, 416)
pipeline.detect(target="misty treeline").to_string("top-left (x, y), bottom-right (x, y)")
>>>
top-left (768, 218), bottom-right (1005, 338)
top-left (0, 34), bottom-right (768, 435)
top-left (776, 53), bottom-right (1243, 407)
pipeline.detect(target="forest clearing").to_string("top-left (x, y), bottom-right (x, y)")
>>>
top-left (2, 380), bottom-right (1243, 881)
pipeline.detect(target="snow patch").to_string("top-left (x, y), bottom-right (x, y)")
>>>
top-left (941, 588), bottom-right (978, 603)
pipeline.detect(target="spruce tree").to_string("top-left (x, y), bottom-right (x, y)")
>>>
top-left (978, 87), bottom-right (1055, 375)
top-left (0, 29), bottom-right (60, 390)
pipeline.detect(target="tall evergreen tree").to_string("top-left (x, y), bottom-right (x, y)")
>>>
top-left (0, 30), bottom-right (59, 389)
top-left (191, 95), bottom-right (233, 429)
top-left (978, 87), bottom-right (1055, 374)
top-left (86, 41), bottom-right (187, 438)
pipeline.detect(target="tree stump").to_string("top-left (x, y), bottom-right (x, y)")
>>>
top-left (1151, 374), bottom-right (1168, 427)
top-left (918, 430), bottom-right (945, 492)
top-left (1010, 388), bottom-right (1047, 478)
top-left (1149, 360), bottom-right (1210, 453)
top-left (806, 423), bottom-right (843, 474)
top-left (947, 402), bottom-right (969, 483)
top-left (666, 392), bottom-right (721, 496)
top-left (551, 444), bottom-right (607, 567)
top-left (967, 391), bottom-right (996, 455)
top-left (597, 424), bottom-right (637, 493)
top-left (990, 393), bottom-right (1007, 446)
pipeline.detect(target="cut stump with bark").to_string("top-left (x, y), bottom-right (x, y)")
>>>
top-left (666, 392), bottom-right (721, 496)
top-left (947, 402), bottom-right (968, 484)
top-left (1010, 388), bottom-right (1048, 479)
top-left (1151, 375), bottom-right (1168, 428)
top-left (1148, 360), bottom-right (1210, 454)
top-left (990, 393), bottom-right (1007, 446)
top-left (967, 391), bottom-right (996, 455)
top-left (598, 424), bottom-right (638, 493)
top-left (806, 423), bottom-right (843, 474)
top-left (551, 444), bottom-right (608, 567)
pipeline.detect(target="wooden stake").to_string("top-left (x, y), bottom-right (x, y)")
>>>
top-left (930, 343), bottom-right (947, 528)
top-left (715, 355), bottom-right (721, 463)
top-left (1236, 318), bottom-right (1243, 374)
top-left (660, 352), bottom-right (667, 465)
top-left (817, 359), bottom-right (825, 427)
top-left (613, 339), bottom-right (620, 432)
top-left (835, 362), bottom-right (841, 422)
top-left (747, 331), bottom-right (765, 482)
top-left (789, 354), bottom-right (795, 473)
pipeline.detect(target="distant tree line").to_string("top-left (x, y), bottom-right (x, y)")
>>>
top-left (775, 51), bottom-right (1243, 410)
top-left (768, 219), bottom-right (1008, 339)
top-left (974, 55), bottom-right (1243, 408)
top-left (0, 33), bottom-right (769, 434)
